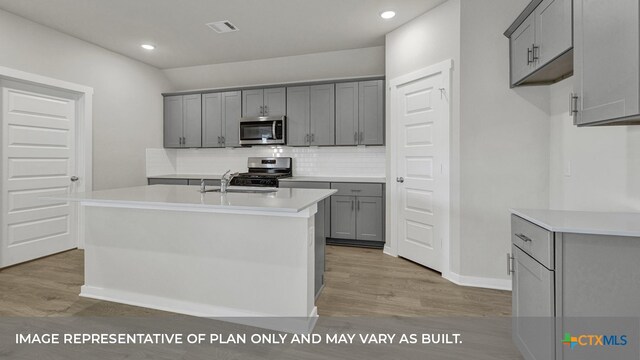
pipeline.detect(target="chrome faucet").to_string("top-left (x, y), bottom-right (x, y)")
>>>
top-left (220, 170), bottom-right (239, 193)
top-left (199, 178), bottom-right (207, 193)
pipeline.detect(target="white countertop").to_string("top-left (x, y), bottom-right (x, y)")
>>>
top-left (279, 176), bottom-right (386, 183)
top-left (149, 174), bottom-right (386, 183)
top-left (511, 209), bottom-right (640, 237)
top-left (149, 174), bottom-right (222, 180)
top-left (51, 185), bottom-right (336, 214)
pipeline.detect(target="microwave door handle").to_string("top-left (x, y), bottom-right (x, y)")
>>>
top-left (272, 120), bottom-right (277, 139)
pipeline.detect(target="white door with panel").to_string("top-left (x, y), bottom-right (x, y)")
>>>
top-left (395, 71), bottom-right (447, 272)
top-left (1, 87), bottom-right (77, 268)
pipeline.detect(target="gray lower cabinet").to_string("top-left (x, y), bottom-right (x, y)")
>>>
top-left (510, 213), bottom-right (640, 360)
top-left (335, 81), bottom-right (384, 146)
top-left (330, 183), bottom-right (384, 247)
top-left (242, 87), bottom-right (286, 117)
top-left (202, 91), bottom-right (242, 147)
top-left (148, 178), bottom-right (189, 185)
top-left (163, 94), bottom-right (202, 148)
top-left (286, 84), bottom-right (335, 146)
top-left (278, 181), bottom-right (330, 298)
top-left (573, 0), bottom-right (640, 126)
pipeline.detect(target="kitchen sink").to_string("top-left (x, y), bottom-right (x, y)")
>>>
top-left (201, 188), bottom-right (276, 194)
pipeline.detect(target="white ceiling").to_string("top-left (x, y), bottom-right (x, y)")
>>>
top-left (0, 0), bottom-right (445, 69)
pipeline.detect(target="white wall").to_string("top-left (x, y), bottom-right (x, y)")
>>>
top-left (0, 9), bottom-right (172, 190)
top-left (386, 0), bottom-right (551, 285)
top-left (459, 0), bottom-right (550, 282)
top-left (549, 77), bottom-right (640, 211)
top-left (164, 47), bottom-right (385, 91)
top-left (146, 147), bottom-right (386, 178)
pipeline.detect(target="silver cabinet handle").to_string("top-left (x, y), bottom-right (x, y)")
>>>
top-left (351, 199), bottom-right (354, 211)
top-left (396, 177), bottom-right (404, 183)
top-left (221, 136), bottom-right (225, 144)
top-left (263, 105), bottom-right (268, 115)
top-left (532, 44), bottom-right (539, 62)
top-left (70, 176), bottom-right (79, 182)
top-left (357, 200), bottom-right (360, 211)
top-left (570, 93), bottom-right (579, 125)
top-left (526, 47), bottom-right (532, 65)
top-left (515, 233), bottom-right (532, 243)
top-left (311, 133), bottom-right (315, 143)
top-left (305, 134), bottom-right (309, 143)
top-left (507, 253), bottom-right (515, 275)
top-left (259, 105), bottom-right (264, 115)
top-left (217, 136), bottom-right (221, 144)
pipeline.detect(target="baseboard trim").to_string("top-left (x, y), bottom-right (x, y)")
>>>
top-left (443, 272), bottom-right (512, 291)
top-left (81, 285), bottom-right (318, 333)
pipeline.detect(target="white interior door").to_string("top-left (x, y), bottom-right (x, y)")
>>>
top-left (1, 87), bottom-right (77, 268)
top-left (395, 69), bottom-right (448, 272)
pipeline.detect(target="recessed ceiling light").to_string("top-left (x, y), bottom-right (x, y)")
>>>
top-left (141, 44), bottom-right (155, 50)
top-left (380, 10), bottom-right (396, 19)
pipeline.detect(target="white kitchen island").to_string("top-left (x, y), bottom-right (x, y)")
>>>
top-left (53, 185), bottom-right (335, 332)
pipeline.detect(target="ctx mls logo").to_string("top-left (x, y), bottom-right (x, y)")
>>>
top-left (562, 332), bottom-right (628, 350)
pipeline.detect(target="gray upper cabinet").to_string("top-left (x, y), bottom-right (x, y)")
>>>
top-left (163, 96), bottom-right (183, 148)
top-left (510, 14), bottom-right (536, 85)
top-left (505, 0), bottom-right (573, 87)
top-left (573, 0), bottom-right (640, 126)
top-left (286, 86), bottom-right (310, 146)
top-left (335, 81), bottom-right (384, 146)
top-left (163, 94), bottom-right (201, 148)
top-left (359, 80), bottom-right (384, 145)
top-left (202, 91), bottom-right (242, 148)
top-left (335, 82), bottom-right (359, 145)
top-left (242, 87), bottom-right (285, 117)
top-left (286, 84), bottom-right (335, 146)
top-left (310, 84), bottom-right (335, 146)
top-left (222, 91), bottom-right (242, 147)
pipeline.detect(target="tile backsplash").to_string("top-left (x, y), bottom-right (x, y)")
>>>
top-left (146, 146), bottom-right (386, 177)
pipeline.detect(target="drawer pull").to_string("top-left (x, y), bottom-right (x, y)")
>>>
top-left (507, 253), bottom-right (515, 275)
top-left (515, 233), bottom-right (532, 243)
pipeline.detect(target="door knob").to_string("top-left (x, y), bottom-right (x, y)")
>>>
top-left (396, 177), bottom-right (404, 183)
top-left (70, 176), bottom-right (79, 182)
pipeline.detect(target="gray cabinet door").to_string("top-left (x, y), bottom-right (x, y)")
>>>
top-left (511, 245), bottom-right (554, 360)
top-left (574, 0), bottom-right (639, 125)
top-left (242, 89), bottom-right (264, 117)
top-left (331, 195), bottom-right (356, 239)
top-left (264, 87), bottom-right (286, 116)
top-left (182, 94), bottom-right (202, 148)
top-left (310, 84), bottom-right (335, 146)
top-left (222, 91), bottom-right (242, 147)
top-left (286, 86), bottom-right (310, 146)
top-left (510, 14), bottom-right (536, 85)
top-left (358, 80), bottom-right (384, 145)
top-left (355, 196), bottom-right (383, 242)
top-left (335, 82), bottom-right (359, 145)
top-left (534, 0), bottom-right (572, 66)
top-left (163, 96), bottom-right (183, 148)
top-left (202, 93), bottom-right (223, 148)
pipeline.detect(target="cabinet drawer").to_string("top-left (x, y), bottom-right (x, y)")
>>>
top-left (279, 181), bottom-right (330, 189)
top-left (331, 182), bottom-right (382, 197)
top-left (148, 178), bottom-right (189, 185)
top-left (511, 215), bottom-right (554, 269)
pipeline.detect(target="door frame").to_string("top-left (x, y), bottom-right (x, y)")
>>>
top-left (0, 65), bottom-right (93, 249)
top-left (385, 59), bottom-right (452, 278)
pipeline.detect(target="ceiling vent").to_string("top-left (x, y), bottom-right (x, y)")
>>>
top-left (206, 20), bottom-right (239, 34)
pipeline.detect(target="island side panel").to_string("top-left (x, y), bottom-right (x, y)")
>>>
top-left (80, 205), bottom-right (316, 319)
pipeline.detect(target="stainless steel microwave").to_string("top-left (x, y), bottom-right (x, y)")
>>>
top-left (239, 116), bottom-right (286, 145)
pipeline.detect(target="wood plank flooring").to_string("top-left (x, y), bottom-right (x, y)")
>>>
top-left (0, 246), bottom-right (511, 317)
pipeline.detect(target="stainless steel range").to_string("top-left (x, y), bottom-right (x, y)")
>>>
top-left (230, 157), bottom-right (292, 187)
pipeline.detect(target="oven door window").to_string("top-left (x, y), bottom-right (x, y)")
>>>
top-left (240, 121), bottom-right (276, 141)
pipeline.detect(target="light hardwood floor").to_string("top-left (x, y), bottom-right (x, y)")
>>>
top-left (0, 246), bottom-right (511, 317)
